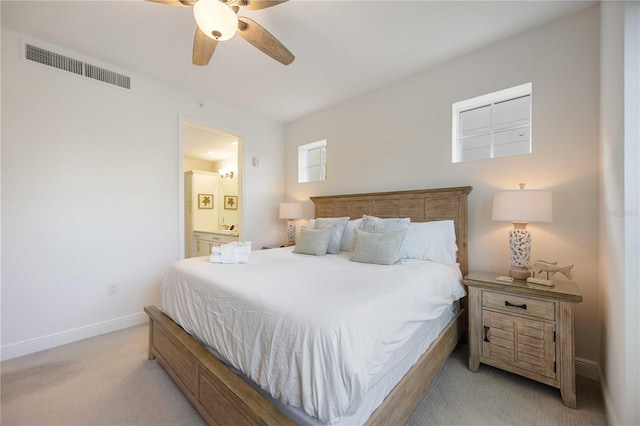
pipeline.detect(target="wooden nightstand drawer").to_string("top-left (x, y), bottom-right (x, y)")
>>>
top-left (482, 291), bottom-right (555, 321)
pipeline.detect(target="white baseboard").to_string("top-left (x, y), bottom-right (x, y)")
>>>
top-left (0, 312), bottom-right (148, 361)
top-left (575, 356), bottom-right (599, 381)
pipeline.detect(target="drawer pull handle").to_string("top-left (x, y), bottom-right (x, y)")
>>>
top-left (505, 301), bottom-right (527, 310)
top-left (483, 326), bottom-right (490, 342)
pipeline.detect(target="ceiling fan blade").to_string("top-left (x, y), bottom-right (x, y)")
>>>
top-left (145, 0), bottom-right (195, 6)
top-left (193, 27), bottom-right (218, 66)
top-left (236, 0), bottom-right (288, 11)
top-left (237, 17), bottom-right (294, 65)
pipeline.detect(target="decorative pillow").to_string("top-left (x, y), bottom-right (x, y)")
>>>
top-left (293, 227), bottom-right (333, 256)
top-left (360, 215), bottom-right (410, 233)
top-left (351, 229), bottom-right (407, 265)
top-left (340, 218), bottom-right (362, 252)
top-left (400, 220), bottom-right (458, 264)
top-left (314, 217), bottom-right (349, 254)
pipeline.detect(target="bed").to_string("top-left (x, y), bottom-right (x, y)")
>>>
top-left (145, 186), bottom-right (472, 425)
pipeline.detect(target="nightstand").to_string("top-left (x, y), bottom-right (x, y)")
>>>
top-left (463, 271), bottom-right (583, 408)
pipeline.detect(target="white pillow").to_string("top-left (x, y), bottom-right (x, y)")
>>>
top-left (314, 217), bottom-right (349, 254)
top-left (351, 229), bottom-right (406, 265)
top-left (360, 215), bottom-right (410, 233)
top-left (339, 218), bottom-right (362, 252)
top-left (400, 220), bottom-right (458, 265)
top-left (293, 227), bottom-right (332, 256)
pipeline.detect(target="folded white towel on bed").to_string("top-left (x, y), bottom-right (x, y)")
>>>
top-left (210, 241), bottom-right (252, 264)
top-left (221, 243), bottom-right (238, 263)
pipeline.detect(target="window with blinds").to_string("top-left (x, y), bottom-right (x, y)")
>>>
top-left (298, 139), bottom-right (327, 183)
top-left (452, 83), bottom-right (532, 163)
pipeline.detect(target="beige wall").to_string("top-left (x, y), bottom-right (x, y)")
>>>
top-left (216, 156), bottom-right (240, 229)
top-left (285, 7), bottom-right (601, 363)
top-left (599, 2), bottom-right (640, 425)
top-left (599, 2), bottom-right (625, 423)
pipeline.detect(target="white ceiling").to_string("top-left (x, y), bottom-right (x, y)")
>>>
top-left (183, 122), bottom-right (238, 162)
top-left (1, 0), bottom-right (596, 124)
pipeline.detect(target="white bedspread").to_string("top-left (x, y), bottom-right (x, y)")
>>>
top-left (161, 247), bottom-right (465, 424)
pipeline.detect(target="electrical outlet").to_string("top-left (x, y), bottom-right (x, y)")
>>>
top-left (107, 283), bottom-right (118, 295)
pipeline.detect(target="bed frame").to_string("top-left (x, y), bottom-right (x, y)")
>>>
top-left (145, 186), bottom-right (472, 425)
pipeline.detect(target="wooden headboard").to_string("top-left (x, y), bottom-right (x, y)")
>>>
top-left (310, 186), bottom-right (473, 275)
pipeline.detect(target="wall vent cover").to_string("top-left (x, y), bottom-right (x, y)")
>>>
top-left (25, 44), bottom-right (83, 75)
top-left (24, 43), bottom-right (131, 90)
top-left (84, 63), bottom-right (131, 90)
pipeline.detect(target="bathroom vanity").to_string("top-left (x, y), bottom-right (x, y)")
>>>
top-left (192, 230), bottom-right (239, 257)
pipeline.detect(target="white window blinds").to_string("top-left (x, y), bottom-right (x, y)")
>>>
top-left (298, 140), bottom-right (327, 183)
top-left (453, 83), bottom-right (532, 163)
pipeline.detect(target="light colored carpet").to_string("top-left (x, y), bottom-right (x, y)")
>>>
top-left (1, 324), bottom-right (607, 425)
top-left (405, 343), bottom-right (607, 426)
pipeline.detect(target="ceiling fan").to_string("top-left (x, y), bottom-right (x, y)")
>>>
top-left (147, 0), bottom-right (294, 66)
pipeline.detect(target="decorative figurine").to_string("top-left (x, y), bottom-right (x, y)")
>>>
top-left (528, 260), bottom-right (574, 281)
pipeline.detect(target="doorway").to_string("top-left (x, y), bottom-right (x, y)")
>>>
top-left (179, 119), bottom-right (241, 259)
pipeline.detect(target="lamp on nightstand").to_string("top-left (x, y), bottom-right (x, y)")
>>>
top-left (279, 202), bottom-right (303, 246)
top-left (492, 183), bottom-right (552, 279)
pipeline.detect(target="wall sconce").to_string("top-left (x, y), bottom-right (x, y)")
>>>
top-left (218, 168), bottom-right (234, 180)
top-left (279, 202), bottom-right (304, 246)
top-left (492, 183), bottom-right (552, 279)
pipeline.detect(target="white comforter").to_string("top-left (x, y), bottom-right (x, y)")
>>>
top-left (161, 247), bottom-right (465, 424)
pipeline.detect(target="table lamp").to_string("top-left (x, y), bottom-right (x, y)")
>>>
top-left (279, 202), bottom-right (303, 246)
top-left (492, 184), bottom-right (552, 279)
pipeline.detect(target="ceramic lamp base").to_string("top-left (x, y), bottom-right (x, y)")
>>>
top-left (286, 220), bottom-right (296, 246)
top-left (508, 226), bottom-right (531, 279)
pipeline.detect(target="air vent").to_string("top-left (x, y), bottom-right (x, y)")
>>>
top-left (85, 64), bottom-right (130, 90)
top-left (25, 44), bottom-right (83, 75)
top-left (24, 43), bottom-right (131, 90)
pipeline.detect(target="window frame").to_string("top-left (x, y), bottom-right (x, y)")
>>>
top-left (452, 82), bottom-right (532, 163)
top-left (298, 139), bottom-right (327, 183)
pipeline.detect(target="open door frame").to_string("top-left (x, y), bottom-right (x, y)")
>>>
top-left (178, 116), bottom-right (244, 259)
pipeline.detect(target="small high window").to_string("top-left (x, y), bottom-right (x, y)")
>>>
top-left (452, 83), bottom-right (532, 163)
top-left (298, 139), bottom-right (327, 183)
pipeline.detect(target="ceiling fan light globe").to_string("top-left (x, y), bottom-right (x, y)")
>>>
top-left (193, 0), bottom-right (238, 41)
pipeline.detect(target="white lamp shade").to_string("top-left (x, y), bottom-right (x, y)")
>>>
top-left (492, 189), bottom-right (552, 223)
top-left (193, 0), bottom-right (238, 41)
top-left (279, 202), bottom-right (304, 220)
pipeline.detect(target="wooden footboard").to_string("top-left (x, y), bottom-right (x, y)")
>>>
top-left (145, 304), bottom-right (465, 426)
top-left (366, 305), bottom-right (466, 425)
top-left (144, 305), bottom-right (294, 426)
